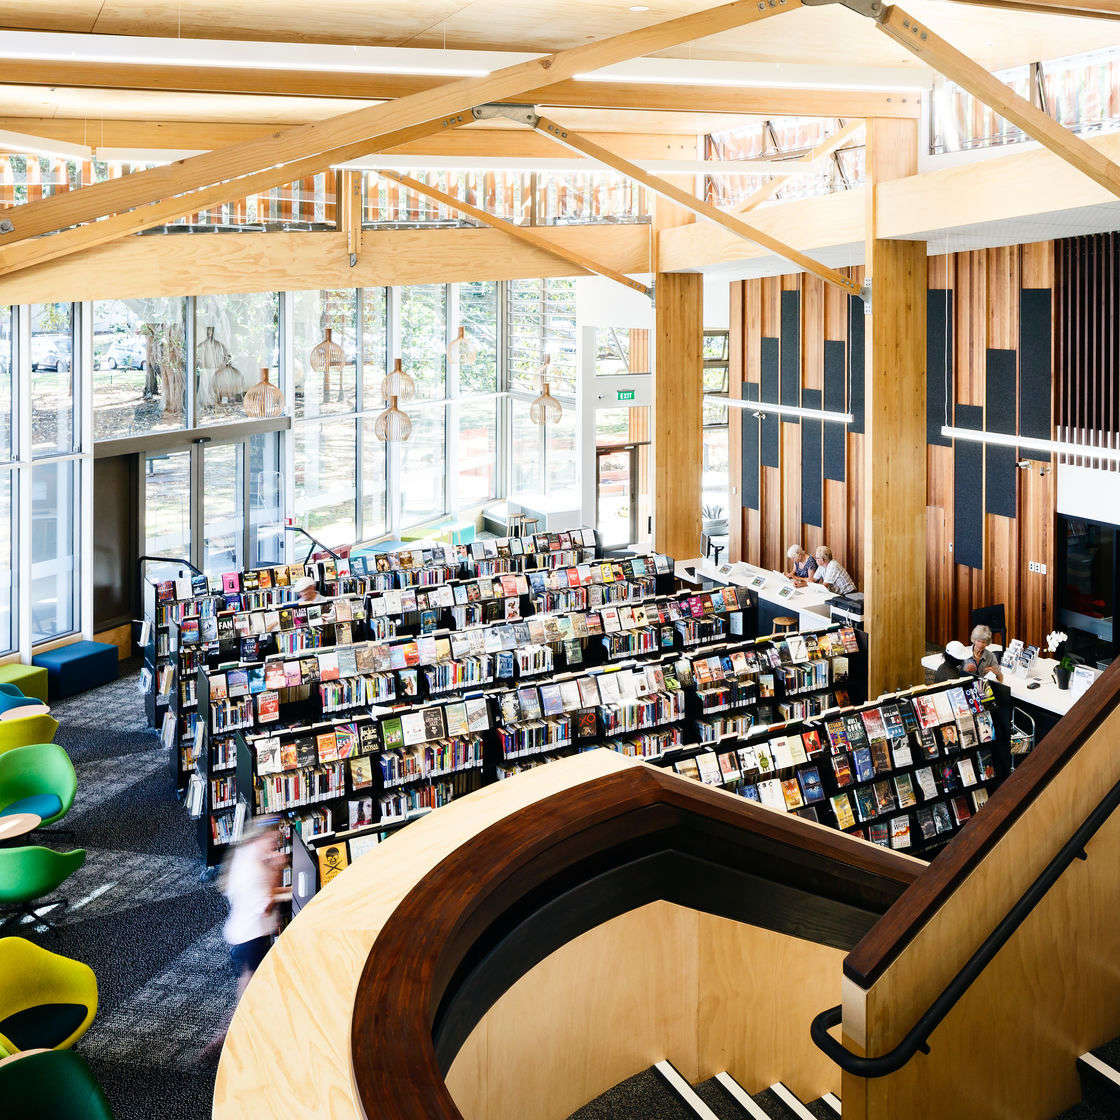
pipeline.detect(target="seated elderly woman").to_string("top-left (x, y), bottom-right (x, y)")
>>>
top-left (784, 544), bottom-right (818, 583)
top-left (963, 623), bottom-right (1004, 683)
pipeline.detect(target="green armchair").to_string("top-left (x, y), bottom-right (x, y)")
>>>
top-left (0, 745), bottom-right (77, 829)
top-left (0, 847), bottom-right (85, 935)
top-left (0, 1049), bottom-right (114, 1119)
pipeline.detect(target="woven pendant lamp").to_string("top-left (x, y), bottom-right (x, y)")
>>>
top-left (374, 396), bottom-right (412, 442)
top-left (381, 357), bottom-right (416, 402)
top-left (446, 325), bottom-right (479, 364)
top-left (195, 325), bottom-right (227, 370)
top-left (310, 327), bottom-right (345, 402)
top-left (244, 367), bottom-right (284, 417)
top-left (529, 354), bottom-right (563, 425)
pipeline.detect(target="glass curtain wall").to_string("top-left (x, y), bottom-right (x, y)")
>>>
top-left (506, 277), bottom-right (578, 504)
top-left (0, 308), bottom-right (16, 653)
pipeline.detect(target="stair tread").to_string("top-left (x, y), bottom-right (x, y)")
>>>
top-left (567, 1067), bottom-right (701, 1120)
top-left (804, 1099), bottom-right (840, 1120)
top-left (1088, 1038), bottom-right (1120, 1075)
top-left (752, 1088), bottom-right (809, 1120)
top-left (694, 1078), bottom-right (759, 1120)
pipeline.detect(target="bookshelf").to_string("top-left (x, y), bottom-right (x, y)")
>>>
top-left (666, 670), bottom-right (1006, 858)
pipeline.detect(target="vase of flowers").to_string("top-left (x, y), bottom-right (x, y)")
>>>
top-left (1045, 631), bottom-right (1073, 689)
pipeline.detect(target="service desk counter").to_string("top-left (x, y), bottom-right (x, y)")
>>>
top-left (678, 556), bottom-right (839, 635)
top-left (920, 652), bottom-right (1093, 741)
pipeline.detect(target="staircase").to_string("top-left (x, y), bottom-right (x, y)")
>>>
top-left (1054, 1038), bottom-right (1120, 1119)
top-left (567, 1061), bottom-right (841, 1120)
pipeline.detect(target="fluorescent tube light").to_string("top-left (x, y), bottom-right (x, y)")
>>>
top-left (710, 396), bottom-right (853, 424)
top-left (0, 129), bottom-right (92, 161)
top-left (941, 426), bottom-right (1120, 463)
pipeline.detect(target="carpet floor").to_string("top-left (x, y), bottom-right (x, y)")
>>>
top-left (12, 665), bottom-right (231, 1120)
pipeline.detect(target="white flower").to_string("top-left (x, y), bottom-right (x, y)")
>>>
top-left (1044, 631), bottom-right (1068, 653)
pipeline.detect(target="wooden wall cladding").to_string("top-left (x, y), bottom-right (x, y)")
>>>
top-left (728, 242), bottom-right (1056, 649)
top-left (1056, 233), bottom-right (1120, 443)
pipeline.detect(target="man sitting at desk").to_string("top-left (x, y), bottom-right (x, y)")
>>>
top-left (785, 544), bottom-right (818, 582)
top-left (808, 545), bottom-right (856, 596)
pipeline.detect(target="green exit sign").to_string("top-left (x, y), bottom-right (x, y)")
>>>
top-left (616, 389), bottom-right (636, 402)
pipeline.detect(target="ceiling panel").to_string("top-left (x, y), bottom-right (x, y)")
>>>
top-left (0, 0), bottom-right (1118, 71)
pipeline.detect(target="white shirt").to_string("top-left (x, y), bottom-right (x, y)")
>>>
top-left (812, 559), bottom-right (856, 596)
top-left (222, 843), bottom-right (279, 945)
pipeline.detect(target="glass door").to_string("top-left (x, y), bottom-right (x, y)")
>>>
top-left (200, 441), bottom-right (244, 577)
top-left (596, 444), bottom-right (638, 549)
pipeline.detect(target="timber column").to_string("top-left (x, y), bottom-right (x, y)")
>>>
top-left (863, 117), bottom-right (927, 694)
top-left (654, 271), bottom-right (704, 559)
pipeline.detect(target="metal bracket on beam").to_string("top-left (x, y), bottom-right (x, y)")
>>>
top-left (861, 278), bottom-right (872, 311)
top-left (472, 103), bottom-right (541, 127)
top-left (0, 220), bottom-right (11, 235)
top-left (802, 0), bottom-right (886, 20)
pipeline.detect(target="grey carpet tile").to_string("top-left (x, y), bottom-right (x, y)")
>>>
top-left (82, 922), bottom-right (236, 1069)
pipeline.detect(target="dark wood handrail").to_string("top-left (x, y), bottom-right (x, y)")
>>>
top-left (844, 654), bottom-right (1120, 988)
top-left (350, 765), bottom-right (920, 1120)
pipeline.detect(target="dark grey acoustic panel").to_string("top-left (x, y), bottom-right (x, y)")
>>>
top-left (780, 290), bottom-right (801, 410)
top-left (801, 388), bottom-right (823, 528)
top-left (954, 403), bottom-right (984, 570)
top-left (847, 295), bottom-right (865, 434)
top-left (1019, 288), bottom-right (1053, 462)
top-left (823, 339), bottom-right (846, 483)
top-left (742, 381), bottom-right (760, 511)
top-left (985, 348), bottom-right (1017, 519)
top-left (760, 337), bottom-right (780, 467)
top-left (760, 337), bottom-right (780, 403)
top-left (927, 289), bottom-right (953, 447)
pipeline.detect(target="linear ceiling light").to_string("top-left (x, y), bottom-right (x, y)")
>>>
top-left (941, 426), bottom-right (1120, 463)
top-left (0, 129), bottom-right (92, 161)
top-left (710, 396), bottom-right (853, 424)
top-left (0, 31), bottom-right (526, 75)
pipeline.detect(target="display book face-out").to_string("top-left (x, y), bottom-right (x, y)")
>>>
top-left (672, 673), bottom-right (998, 854)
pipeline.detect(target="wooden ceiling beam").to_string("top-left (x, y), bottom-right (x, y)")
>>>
top-left (873, 2), bottom-right (1120, 198)
top-left (532, 113), bottom-right (862, 295)
top-left (733, 118), bottom-right (864, 212)
top-left (0, 0), bottom-right (800, 251)
top-left (0, 117), bottom-right (465, 277)
top-left (0, 58), bottom-right (923, 119)
top-left (0, 117), bottom-right (700, 160)
top-left (376, 169), bottom-right (650, 295)
top-left (940, 0), bottom-right (1120, 18)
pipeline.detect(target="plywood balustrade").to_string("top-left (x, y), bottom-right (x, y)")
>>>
top-left (726, 240), bottom-right (1057, 651)
top-left (445, 902), bottom-right (845, 1120)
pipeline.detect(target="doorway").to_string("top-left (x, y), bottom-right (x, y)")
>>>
top-left (595, 444), bottom-right (639, 549)
top-left (143, 432), bottom-right (283, 578)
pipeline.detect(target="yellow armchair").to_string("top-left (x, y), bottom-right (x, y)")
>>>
top-left (0, 937), bottom-right (97, 1056)
top-left (0, 715), bottom-right (59, 757)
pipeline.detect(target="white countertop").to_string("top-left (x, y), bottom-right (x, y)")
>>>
top-left (679, 556), bottom-right (838, 623)
top-left (921, 650), bottom-right (1095, 719)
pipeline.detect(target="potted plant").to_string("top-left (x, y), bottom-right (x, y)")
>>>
top-left (1045, 631), bottom-right (1074, 690)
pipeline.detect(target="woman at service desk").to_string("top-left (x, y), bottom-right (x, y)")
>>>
top-left (785, 544), bottom-right (818, 582)
top-left (809, 545), bottom-right (857, 596)
top-left (963, 624), bottom-right (1004, 683)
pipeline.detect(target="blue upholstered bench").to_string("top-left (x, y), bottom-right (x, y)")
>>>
top-left (33, 640), bottom-right (119, 700)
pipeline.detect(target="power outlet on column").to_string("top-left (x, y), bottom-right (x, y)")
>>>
top-left (1027, 561), bottom-right (1049, 575)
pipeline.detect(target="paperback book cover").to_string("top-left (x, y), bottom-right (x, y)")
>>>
top-left (852, 746), bottom-right (875, 783)
top-left (854, 785), bottom-right (878, 822)
top-left (843, 713), bottom-right (870, 751)
top-left (889, 815), bottom-right (912, 850)
top-left (932, 802), bottom-right (954, 834)
top-left (915, 767), bottom-right (938, 800)
top-left (894, 772), bottom-right (918, 809)
top-left (872, 779), bottom-right (896, 814)
top-left (316, 731), bottom-right (339, 764)
top-left (380, 716), bottom-right (405, 751)
top-left (870, 739), bottom-right (893, 775)
top-left (781, 777), bottom-right (805, 811)
top-left (256, 691), bottom-right (280, 723)
top-left (916, 806), bottom-right (937, 840)
top-left (798, 765), bottom-right (825, 804)
top-left (422, 707), bottom-right (446, 742)
top-left (831, 753), bottom-right (854, 788)
top-left (869, 822), bottom-right (891, 848)
top-left (349, 755), bottom-right (373, 791)
top-left (831, 793), bottom-right (856, 830)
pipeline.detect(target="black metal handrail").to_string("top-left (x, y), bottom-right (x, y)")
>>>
top-left (810, 767), bottom-right (1120, 1076)
top-left (284, 524), bottom-right (341, 564)
top-left (138, 553), bottom-right (202, 577)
